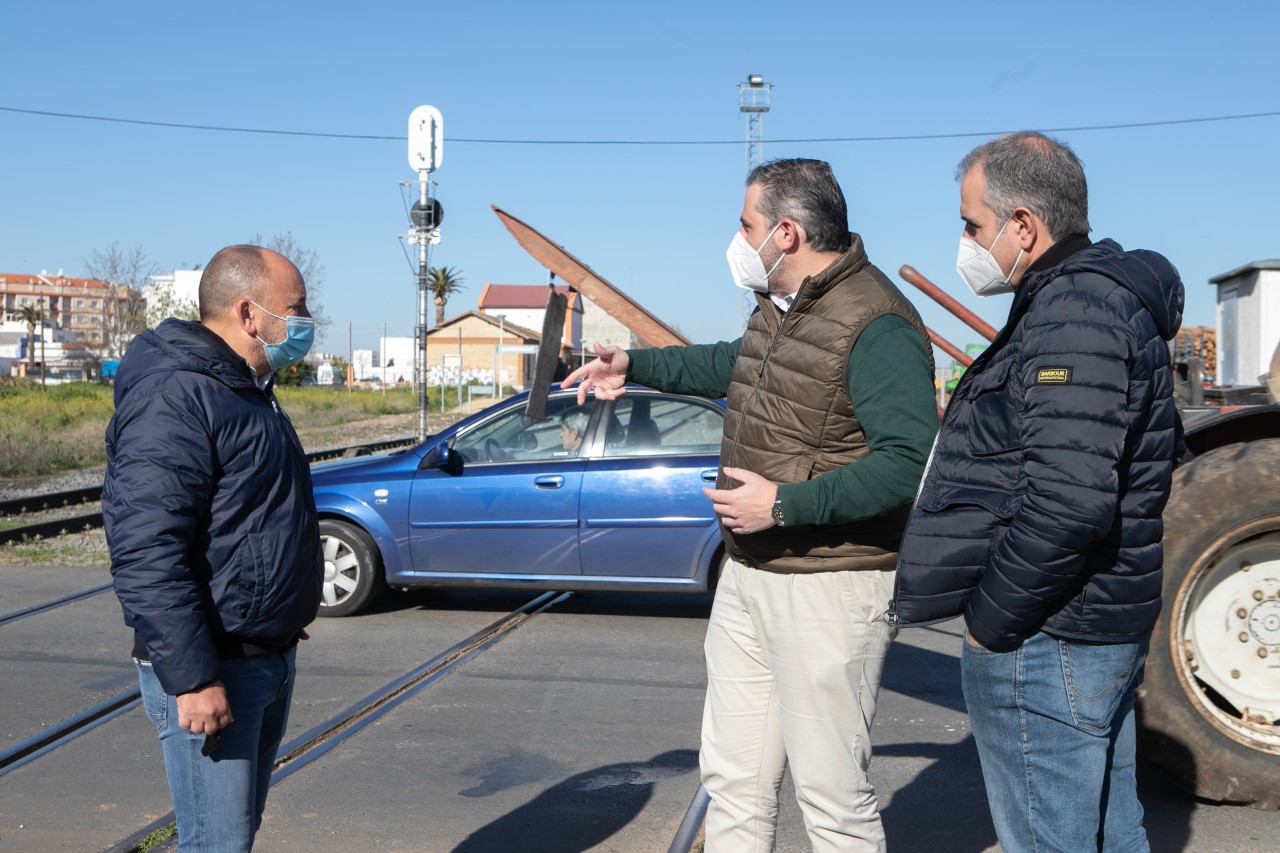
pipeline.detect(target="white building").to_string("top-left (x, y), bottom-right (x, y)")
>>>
top-left (476, 284), bottom-right (586, 356)
top-left (377, 336), bottom-right (415, 384)
top-left (352, 348), bottom-right (375, 380)
top-left (1211, 260), bottom-right (1280, 387)
top-left (145, 269), bottom-right (202, 305)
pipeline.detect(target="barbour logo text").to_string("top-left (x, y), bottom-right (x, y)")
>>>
top-left (1036, 367), bottom-right (1072, 385)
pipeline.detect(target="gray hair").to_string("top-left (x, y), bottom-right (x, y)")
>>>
top-left (956, 131), bottom-right (1091, 241)
top-left (559, 405), bottom-right (590, 437)
top-left (199, 245), bottom-right (271, 320)
top-left (746, 158), bottom-right (850, 253)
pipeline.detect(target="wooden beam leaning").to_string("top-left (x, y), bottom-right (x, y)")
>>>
top-left (492, 206), bottom-right (690, 348)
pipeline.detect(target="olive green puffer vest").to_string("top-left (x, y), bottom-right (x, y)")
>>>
top-left (720, 234), bottom-right (933, 572)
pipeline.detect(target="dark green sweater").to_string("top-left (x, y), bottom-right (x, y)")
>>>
top-left (627, 313), bottom-right (938, 526)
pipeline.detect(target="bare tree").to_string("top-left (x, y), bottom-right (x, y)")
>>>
top-left (248, 232), bottom-right (330, 338)
top-left (82, 242), bottom-right (156, 359)
top-left (145, 279), bottom-right (200, 329)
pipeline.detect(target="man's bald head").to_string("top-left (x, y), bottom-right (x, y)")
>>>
top-left (199, 245), bottom-right (300, 321)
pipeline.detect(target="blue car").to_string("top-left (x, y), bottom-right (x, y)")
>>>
top-left (312, 387), bottom-right (728, 616)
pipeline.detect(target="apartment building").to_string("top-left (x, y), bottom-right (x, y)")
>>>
top-left (0, 270), bottom-right (135, 348)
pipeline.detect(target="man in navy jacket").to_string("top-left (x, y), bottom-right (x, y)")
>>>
top-left (892, 132), bottom-right (1183, 853)
top-left (105, 245), bottom-right (322, 852)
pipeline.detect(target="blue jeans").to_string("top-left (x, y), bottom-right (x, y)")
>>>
top-left (961, 631), bottom-right (1149, 853)
top-left (136, 648), bottom-right (296, 853)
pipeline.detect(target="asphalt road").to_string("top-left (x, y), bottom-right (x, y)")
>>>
top-left (1, 564), bottom-right (1277, 852)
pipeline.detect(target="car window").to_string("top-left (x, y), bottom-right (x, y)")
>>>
top-left (452, 397), bottom-right (596, 464)
top-left (602, 395), bottom-right (723, 458)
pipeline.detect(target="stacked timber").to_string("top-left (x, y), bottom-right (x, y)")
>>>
top-left (1172, 326), bottom-right (1216, 376)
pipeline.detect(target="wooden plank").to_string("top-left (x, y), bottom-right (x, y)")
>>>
top-left (491, 206), bottom-right (690, 348)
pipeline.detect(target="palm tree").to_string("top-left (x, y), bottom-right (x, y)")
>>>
top-left (428, 266), bottom-right (465, 327)
top-left (17, 303), bottom-right (43, 378)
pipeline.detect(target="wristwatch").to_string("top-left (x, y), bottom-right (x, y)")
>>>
top-left (771, 497), bottom-right (785, 527)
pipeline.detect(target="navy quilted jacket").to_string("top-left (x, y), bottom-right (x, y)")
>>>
top-left (890, 239), bottom-right (1184, 651)
top-left (104, 319), bottom-right (322, 695)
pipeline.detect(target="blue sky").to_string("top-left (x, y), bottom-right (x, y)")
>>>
top-left (3, 1), bottom-right (1277, 360)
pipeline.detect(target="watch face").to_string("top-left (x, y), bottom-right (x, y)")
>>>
top-left (772, 501), bottom-right (784, 526)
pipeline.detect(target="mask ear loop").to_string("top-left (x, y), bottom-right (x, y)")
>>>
top-left (756, 221), bottom-right (786, 278)
top-left (1005, 248), bottom-right (1025, 284)
top-left (987, 218), bottom-right (1022, 285)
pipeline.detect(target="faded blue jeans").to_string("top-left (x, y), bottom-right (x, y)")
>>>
top-left (136, 647), bottom-right (296, 853)
top-left (961, 631), bottom-right (1149, 853)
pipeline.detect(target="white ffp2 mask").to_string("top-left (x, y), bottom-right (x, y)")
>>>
top-left (726, 223), bottom-right (784, 293)
top-left (956, 219), bottom-right (1023, 297)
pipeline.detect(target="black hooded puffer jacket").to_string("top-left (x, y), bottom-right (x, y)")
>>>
top-left (890, 239), bottom-right (1184, 652)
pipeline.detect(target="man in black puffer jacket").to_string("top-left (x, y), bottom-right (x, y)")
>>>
top-left (891, 132), bottom-right (1183, 853)
top-left (105, 245), bottom-right (322, 852)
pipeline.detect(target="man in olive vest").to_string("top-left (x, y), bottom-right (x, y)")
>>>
top-left (562, 159), bottom-right (938, 852)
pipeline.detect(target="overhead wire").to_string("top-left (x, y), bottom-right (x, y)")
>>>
top-left (2, 104), bottom-right (1278, 145)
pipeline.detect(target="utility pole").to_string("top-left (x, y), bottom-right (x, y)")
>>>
top-left (39, 298), bottom-right (46, 389)
top-left (407, 105), bottom-right (445, 442)
top-left (738, 74), bottom-right (773, 325)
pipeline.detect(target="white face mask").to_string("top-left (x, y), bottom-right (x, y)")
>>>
top-left (956, 218), bottom-right (1023, 297)
top-left (726, 222), bottom-right (784, 293)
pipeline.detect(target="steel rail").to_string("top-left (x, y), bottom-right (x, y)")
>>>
top-left (0, 436), bottom-right (417, 521)
top-left (0, 436), bottom-right (419, 546)
top-left (0, 688), bottom-right (142, 778)
top-left (0, 486), bottom-right (102, 518)
top-left (302, 435), bottom-right (419, 464)
top-left (101, 591), bottom-right (569, 853)
top-left (0, 582), bottom-right (112, 628)
top-left (668, 784), bottom-right (712, 853)
top-left (0, 511), bottom-right (106, 546)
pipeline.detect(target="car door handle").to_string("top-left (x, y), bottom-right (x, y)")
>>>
top-left (534, 475), bottom-right (565, 489)
top-left (701, 469), bottom-right (719, 482)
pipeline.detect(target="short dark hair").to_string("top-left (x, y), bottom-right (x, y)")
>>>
top-left (956, 131), bottom-right (1091, 240)
top-left (198, 245), bottom-right (271, 320)
top-left (746, 159), bottom-right (850, 253)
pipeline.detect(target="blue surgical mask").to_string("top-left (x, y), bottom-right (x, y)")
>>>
top-left (251, 300), bottom-right (316, 370)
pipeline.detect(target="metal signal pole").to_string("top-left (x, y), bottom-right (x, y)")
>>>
top-left (407, 106), bottom-right (444, 442)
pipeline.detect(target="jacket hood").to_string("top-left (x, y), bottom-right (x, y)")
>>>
top-left (1054, 239), bottom-right (1184, 341)
top-left (114, 319), bottom-right (259, 404)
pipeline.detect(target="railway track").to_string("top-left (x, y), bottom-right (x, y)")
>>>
top-left (0, 582), bottom-right (113, 629)
top-left (0, 435), bottom-right (418, 547)
top-left (100, 590), bottom-right (570, 853)
top-left (1, 577), bottom-right (714, 852)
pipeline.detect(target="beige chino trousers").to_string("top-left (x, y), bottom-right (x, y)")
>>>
top-left (701, 557), bottom-right (896, 852)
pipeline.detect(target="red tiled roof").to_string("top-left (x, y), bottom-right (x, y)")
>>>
top-left (0, 273), bottom-right (112, 289)
top-left (478, 284), bottom-right (582, 311)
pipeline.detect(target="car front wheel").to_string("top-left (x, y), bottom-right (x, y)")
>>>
top-left (318, 519), bottom-right (386, 617)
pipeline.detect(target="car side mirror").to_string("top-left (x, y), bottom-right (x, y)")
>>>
top-left (430, 441), bottom-right (464, 475)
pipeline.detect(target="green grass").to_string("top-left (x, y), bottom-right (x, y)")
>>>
top-left (0, 531), bottom-right (111, 566)
top-left (0, 382), bottom-right (466, 477)
top-left (134, 823), bottom-right (177, 852)
top-left (274, 386), bottom-right (420, 429)
top-left (0, 382), bottom-right (116, 477)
